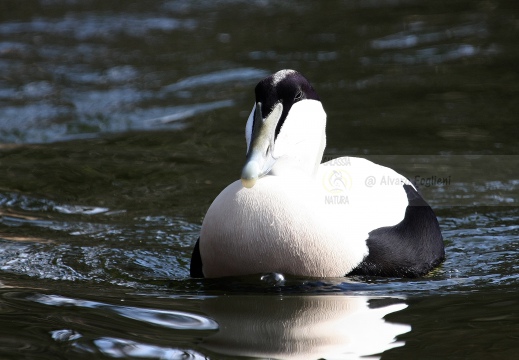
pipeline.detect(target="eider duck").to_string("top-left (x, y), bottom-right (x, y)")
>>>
top-left (190, 69), bottom-right (444, 278)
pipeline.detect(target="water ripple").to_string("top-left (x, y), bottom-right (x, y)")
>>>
top-left (32, 294), bottom-right (218, 331)
top-left (93, 337), bottom-right (206, 359)
top-left (0, 15), bottom-right (197, 40)
top-left (162, 68), bottom-right (269, 93)
top-left (371, 22), bottom-right (489, 50)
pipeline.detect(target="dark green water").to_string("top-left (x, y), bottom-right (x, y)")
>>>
top-left (0, 1), bottom-right (518, 359)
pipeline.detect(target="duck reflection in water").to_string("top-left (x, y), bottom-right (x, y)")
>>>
top-left (199, 294), bottom-right (410, 359)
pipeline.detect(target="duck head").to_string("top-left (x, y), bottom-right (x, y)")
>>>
top-left (241, 70), bottom-right (327, 188)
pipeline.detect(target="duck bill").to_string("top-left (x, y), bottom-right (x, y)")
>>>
top-left (240, 102), bottom-right (283, 188)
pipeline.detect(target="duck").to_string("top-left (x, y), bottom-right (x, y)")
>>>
top-left (190, 69), bottom-right (444, 278)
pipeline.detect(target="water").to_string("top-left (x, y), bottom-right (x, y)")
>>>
top-left (0, 0), bottom-right (518, 359)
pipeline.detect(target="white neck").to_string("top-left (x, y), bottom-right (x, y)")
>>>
top-left (270, 100), bottom-right (327, 177)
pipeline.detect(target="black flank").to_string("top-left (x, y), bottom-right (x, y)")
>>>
top-left (348, 184), bottom-right (445, 278)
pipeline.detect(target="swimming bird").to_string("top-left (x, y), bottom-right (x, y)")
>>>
top-left (190, 69), bottom-right (444, 278)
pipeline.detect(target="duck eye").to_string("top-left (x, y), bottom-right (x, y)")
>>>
top-left (294, 90), bottom-right (303, 101)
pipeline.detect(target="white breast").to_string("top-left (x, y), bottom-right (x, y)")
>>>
top-left (200, 175), bottom-right (371, 278)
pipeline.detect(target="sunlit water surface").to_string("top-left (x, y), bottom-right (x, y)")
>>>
top-left (1, 1), bottom-right (518, 359)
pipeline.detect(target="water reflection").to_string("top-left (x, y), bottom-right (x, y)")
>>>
top-left (92, 337), bottom-right (207, 359)
top-left (200, 295), bottom-right (409, 360)
top-left (31, 293), bottom-right (409, 359)
top-left (33, 293), bottom-right (218, 330)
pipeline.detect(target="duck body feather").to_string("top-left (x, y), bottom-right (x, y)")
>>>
top-left (200, 174), bottom-right (367, 278)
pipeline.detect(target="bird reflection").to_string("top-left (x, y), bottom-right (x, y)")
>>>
top-left (200, 295), bottom-right (410, 359)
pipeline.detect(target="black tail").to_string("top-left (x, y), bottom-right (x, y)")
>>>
top-left (189, 238), bottom-right (204, 278)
